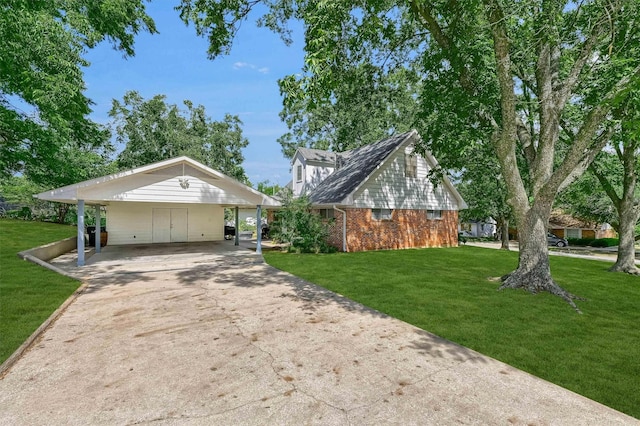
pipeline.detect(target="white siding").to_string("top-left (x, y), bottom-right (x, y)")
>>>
top-left (304, 163), bottom-right (335, 194)
top-left (292, 153), bottom-right (335, 196)
top-left (106, 202), bottom-right (223, 245)
top-left (292, 157), bottom-right (305, 196)
top-left (352, 145), bottom-right (459, 210)
top-left (79, 174), bottom-right (255, 206)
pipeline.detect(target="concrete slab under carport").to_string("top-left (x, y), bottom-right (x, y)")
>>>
top-left (49, 240), bottom-right (263, 280)
top-left (0, 243), bottom-right (636, 424)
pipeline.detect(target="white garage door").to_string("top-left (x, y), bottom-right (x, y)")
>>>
top-left (152, 208), bottom-right (188, 243)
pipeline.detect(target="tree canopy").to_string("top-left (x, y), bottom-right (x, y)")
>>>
top-left (110, 91), bottom-right (250, 182)
top-left (0, 0), bottom-right (156, 180)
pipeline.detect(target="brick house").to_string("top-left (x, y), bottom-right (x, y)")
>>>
top-left (290, 130), bottom-right (467, 252)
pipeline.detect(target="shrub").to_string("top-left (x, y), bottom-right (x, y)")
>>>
top-left (567, 237), bottom-right (619, 247)
top-left (270, 190), bottom-right (334, 253)
top-left (591, 238), bottom-right (619, 247)
top-left (567, 238), bottom-right (595, 246)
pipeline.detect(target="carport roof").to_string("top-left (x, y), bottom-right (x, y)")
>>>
top-left (35, 156), bottom-right (281, 208)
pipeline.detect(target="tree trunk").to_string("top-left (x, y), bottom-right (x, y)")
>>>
top-left (56, 204), bottom-right (70, 224)
top-left (499, 205), bottom-right (583, 312)
top-left (610, 200), bottom-right (639, 274)
top-left (500, 217), bottom-right (510, 250)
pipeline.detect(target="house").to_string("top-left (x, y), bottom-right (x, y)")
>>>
top-left (508, 210), bottom-right (617, 240)
top-left (459, 218), bottom-right (497, 238)
top-left (36, 156), bottom-right (280, 265)
top-left (548, 211), bottom-right (616, 239)
top-left (291, 130), bottom-right (467, 252)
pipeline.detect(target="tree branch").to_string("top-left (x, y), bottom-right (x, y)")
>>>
top-left (590, 161), bottom-right (621, 208)
top-left (408, 0), bottom-right (475, 93)
top-left (557, 2), bottom-right (624, 111)
top-left (482, 0), bottom-right (528, 214)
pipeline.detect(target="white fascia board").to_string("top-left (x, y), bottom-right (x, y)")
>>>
top-left (36, 156), bottom-right (281, 207)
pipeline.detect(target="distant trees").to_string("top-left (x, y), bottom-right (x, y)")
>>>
top-left (109, 91), bottom-right (249, 182)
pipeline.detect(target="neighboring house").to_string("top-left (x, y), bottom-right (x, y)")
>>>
top-left (290, 130), bottom-right (467, 252)
top-left (508, 211), bottom-right (617, 240)
top-left (548, 211), bottom-right (616, 240)
top-left (36, 157), bottom-right (279, 265)
top-left (459, 218), bottom-right (497, 238)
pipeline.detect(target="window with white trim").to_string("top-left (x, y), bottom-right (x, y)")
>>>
top-left (372, 208), bottom-right (393, 221)
top-left (296, 165), bottom-right (303, 182)
top-left (427, 210), bottom-right (442, 220)
top-left (405, 154), bottom-right (417, 178)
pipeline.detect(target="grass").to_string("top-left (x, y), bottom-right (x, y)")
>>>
top-left (0, 219), bottom-right (81, 364)
top-left (264, 246), bottom-right (640, 419)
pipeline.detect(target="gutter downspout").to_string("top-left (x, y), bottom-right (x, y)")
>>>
top-left (333, 206), bottom-right (347, 252)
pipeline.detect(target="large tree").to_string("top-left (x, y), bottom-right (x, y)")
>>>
top-left (278, 64), bottom-right (421, 158)
top-left (0, 0), bottom-right (156, 179)
top-left (590, 93), bottom-right (640, 275)
top-left (179, 0), bottom-right (640, 310)
top-left (110, 91), bottom-right (249, 182)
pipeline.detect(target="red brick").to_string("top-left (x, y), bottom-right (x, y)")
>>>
top-left (326, 208), bottom-right (458, 252)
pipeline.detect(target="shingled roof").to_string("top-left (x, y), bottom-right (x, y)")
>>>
top-left (296, 147), bottom-right (338, 164)
top-left (308, 131), bottom-right (417, 205)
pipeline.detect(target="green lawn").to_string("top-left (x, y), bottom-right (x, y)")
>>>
top-left (264, 247), bottom-right (640, 419)
top-left (0, 219), bottom-right (81, 364)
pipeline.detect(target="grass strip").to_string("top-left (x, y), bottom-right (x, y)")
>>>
top-left (0, 219), bottom-right (81, 363)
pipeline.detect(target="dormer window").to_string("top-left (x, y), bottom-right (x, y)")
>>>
top-left (296, 165), bottom-right (303, 182)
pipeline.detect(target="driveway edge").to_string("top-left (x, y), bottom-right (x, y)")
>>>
top-left (0, 282), bottom-right (89, 379)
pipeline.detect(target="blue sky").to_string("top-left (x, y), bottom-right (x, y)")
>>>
top-left (83, 1), bottom-right (305, 186)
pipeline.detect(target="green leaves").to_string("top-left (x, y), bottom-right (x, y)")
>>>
top-left (109, 91), bottom-right (249, 182)
top-left (270, 190), bottom-right (333, 253)
top-left (0, 0), bottom-right (156, 179)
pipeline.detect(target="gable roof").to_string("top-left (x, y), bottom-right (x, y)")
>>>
top-left (36, 156), bottom-right (280, 207)
top-left (305, 130), bottom-right (467, 209)
top-left (308, 131), bottom-right (413, 205)
top-left (549, 210), bottom-right (596, 229)
top-left (296, 147), bottom-right (338, 164)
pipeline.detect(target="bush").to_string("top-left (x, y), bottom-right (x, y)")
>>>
top-left (567, 238), bottom-right (595, 246)
top-left (567, 237), bottom-right (619, 247)
top-left (591, 238), bottom-right (619, 247)
top-left (270, 190), bottom-right (334, 253)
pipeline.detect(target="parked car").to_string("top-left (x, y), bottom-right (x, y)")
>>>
top-left (547, 232), bottom-right (569, 247)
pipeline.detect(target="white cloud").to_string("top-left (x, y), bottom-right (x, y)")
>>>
top-left (232, 62), bottom-right (269, 74)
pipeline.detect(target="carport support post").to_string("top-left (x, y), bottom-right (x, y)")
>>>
top-left (94, 204), bottom-right (101, 254)
top-left (256, 204), bottom-right (262, 255)
top-left (234, 207), bottom-right (239, 246)
top-left (77, 200), bottom-right (85, 266)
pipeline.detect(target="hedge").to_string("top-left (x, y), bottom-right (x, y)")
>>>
top-left (567, 237), bottom-right (619, 247)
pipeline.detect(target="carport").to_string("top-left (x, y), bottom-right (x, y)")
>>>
top-left (36, 156), bottom-right (280, 266)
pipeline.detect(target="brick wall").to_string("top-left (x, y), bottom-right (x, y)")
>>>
top-left (327, 208), bottom-right (458, 252)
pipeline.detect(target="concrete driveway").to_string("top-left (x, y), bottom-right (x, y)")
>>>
top-left (0, 242), bottom-right (636, 425)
